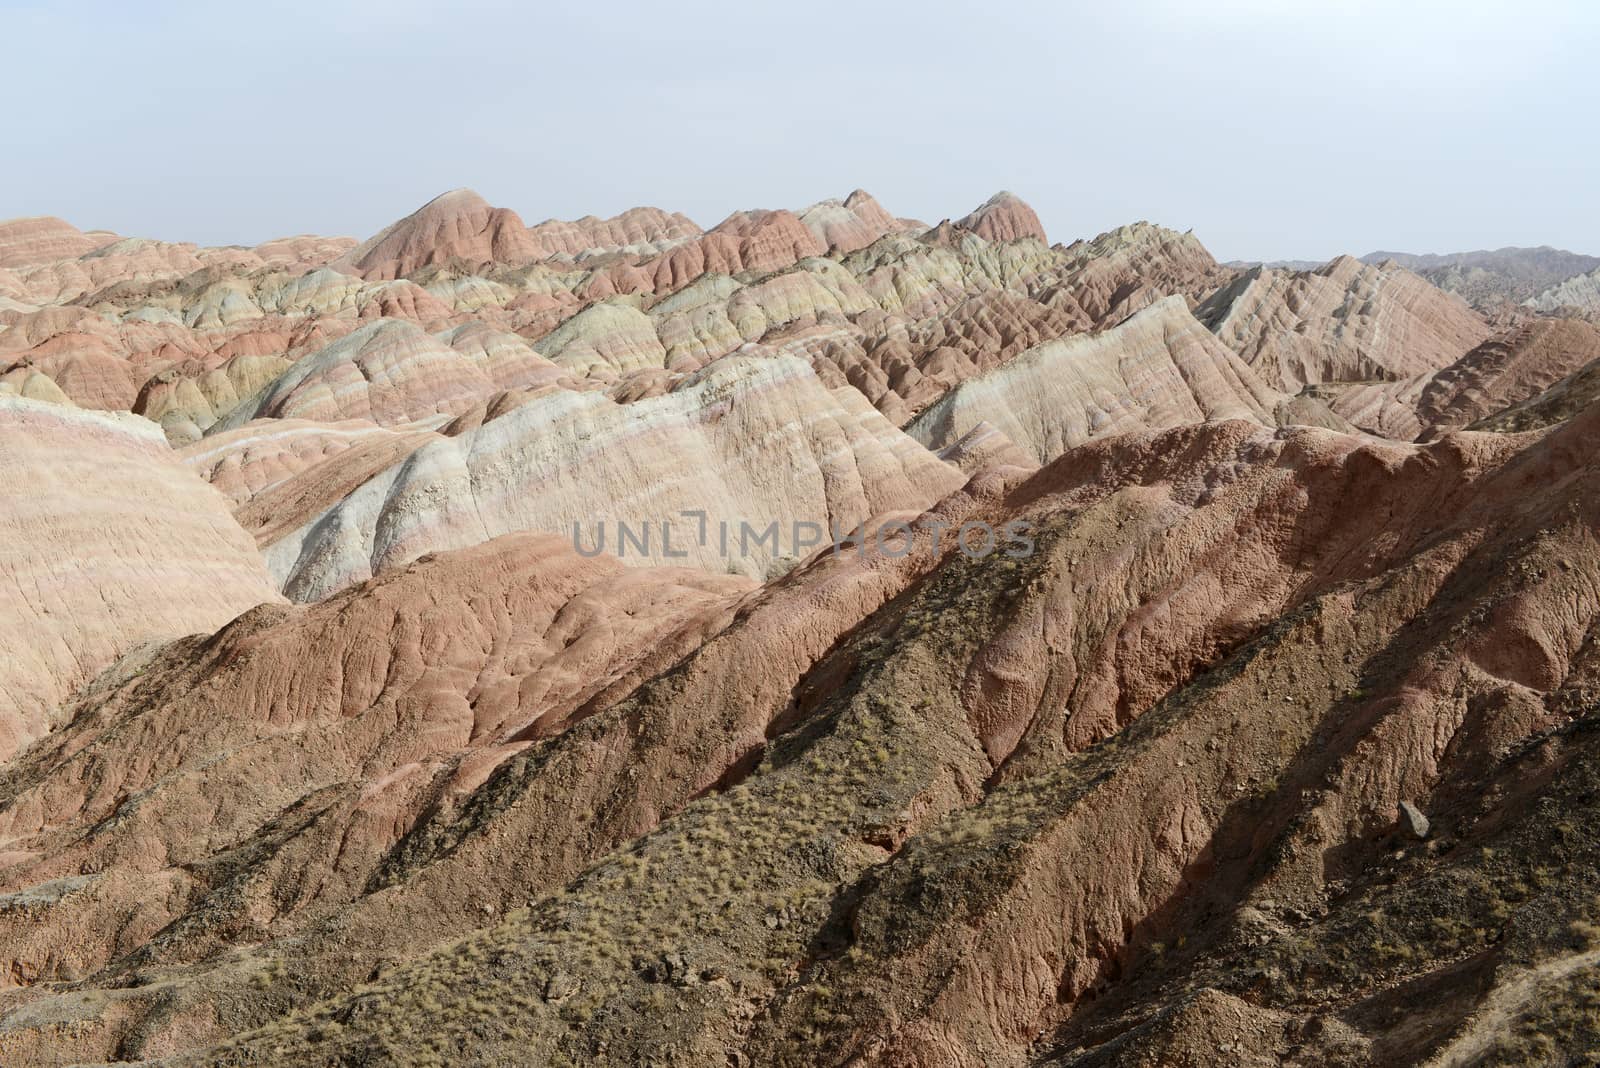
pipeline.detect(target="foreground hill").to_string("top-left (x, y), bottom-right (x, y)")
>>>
top-left (4, 398), bottom-right (1599, 1066)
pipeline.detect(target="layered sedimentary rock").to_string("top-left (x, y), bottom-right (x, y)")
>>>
top-left (228, 407), bottom-right (1600, 1067)
top-left (956, 190), bottom-right (1049, 244)
top-left (1052, 221), bottom-right (1235, 321)
top-left (1527, 264), bottom-right (1600, 313)
top-left (755, 216), bottom-right (1237, 424)
top-left (266, 354), bottom-right (964, 598)
top-left (0, 397), bottom-right (281, 760)
top-left (135, 352), bottom-right (294, 441)
top-left (1329, 317), bottom-right (1600, 439)
top-left (934, 419), bottom-right (1037, 473)
top-left (2, 337), bottom-right (140, 410)
top-left (634, 208), bottom-right (830, 293)
top-left (0, 533), bottom-right (754, 1016)
top-left (2, 192), bottom-right (1228, 449)
top-left (0, 235), bottom-right (284, 307)
top-left (436, 321), bottom-right (569, 390)
top-left (533, 300), bottom-right (669, 377)
top-left (7, 392), bottom-right (1600, 1066)
top-left (799, 190), bottom-right (903, 253)
top-left (1468, 346), bottom-right (1600, 432)
top-left (1199, 255), bottom-right (1492, 390)
top-left (214, 318), bottom-right (568, 430)
top-left (0, 366), bottom-right (72, 405)
top-left (332, 189), bottom-right (540, 280)
top-left (180, 417), bottom-right (446, 547)
top-left (907, 296), bottom-right (1327, 463)
top-left (525, 206), bottom-right (701, 260)
top-left (8, 184), bottom-right (1600, 1068)
top-left (0, 216), bottom-right (115, 267)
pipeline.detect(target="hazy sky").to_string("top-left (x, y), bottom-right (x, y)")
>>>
top-left (4, 0), bottom-right (1597, 262)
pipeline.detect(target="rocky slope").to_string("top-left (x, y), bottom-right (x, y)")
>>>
top-left (0, 216), bottom-right (117, 268)
top-left (906, 296), bottom-right (1343, 463)
top-left (1325, 317), bottom-right (1600, 440)
top-left (330, 189), bottom-right (543, 281)
top-left (1527, 265), bottom-right (1600, 315)
top-left (0, 397), bottom-right (282, 761)
top-left (5, 398), bottom-right (1600, 1066)
top-left (2, 187), bottom-right (1598, 1068)
top-left (1198, 256), bottom-right (1491, 391)
top-left (264, 354), bottom-right (965, 598)
top-left (1468, 350), bottom-right (1600, 434)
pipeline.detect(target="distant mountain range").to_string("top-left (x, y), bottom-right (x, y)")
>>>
top-left (1359, 246), bottom-right (1600, 274)
top-left (1222, 258), bottom-right (1324, 271)
top-left (1229, 245), bottom-right (1600, 310)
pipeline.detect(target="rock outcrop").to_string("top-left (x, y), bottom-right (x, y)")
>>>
top-left (533, 300), bottom-right (669, 377)
top-left (799, 190), bottom-right (903, 253)
top-left (1468, 344), bottom-right (1600, 432)
top-left (180, 417), bottom-right (446, 546)
top-left (525, 205), bottom-right (701, 260)
top-left (2, 192), bottom-right (1234, 452)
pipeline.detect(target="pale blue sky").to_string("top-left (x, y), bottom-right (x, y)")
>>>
top-left (4, 0), bottom-right (1596, 262)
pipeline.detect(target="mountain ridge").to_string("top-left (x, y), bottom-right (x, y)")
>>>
top-left (3, 183), bottom-right (1600, 1067)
